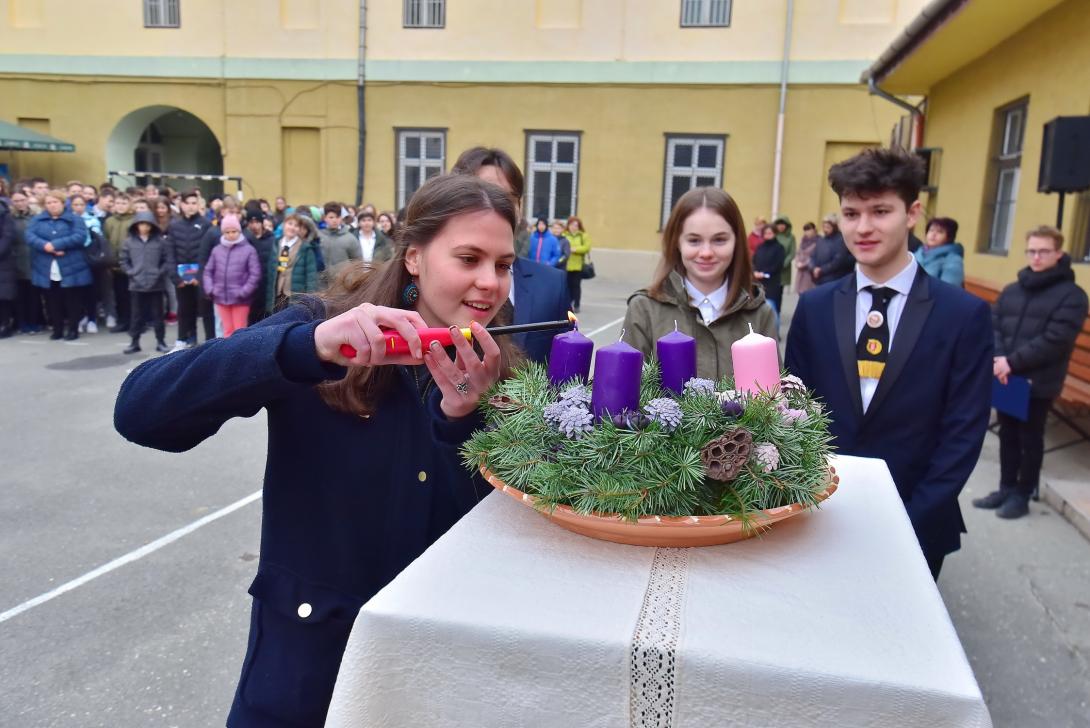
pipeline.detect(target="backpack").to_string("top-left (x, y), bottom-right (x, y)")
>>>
top-left (85, 229), bottom-right (114, 270)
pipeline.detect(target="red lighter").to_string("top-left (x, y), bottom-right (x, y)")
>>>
top-left (339, 327), bottom-right (472, 359)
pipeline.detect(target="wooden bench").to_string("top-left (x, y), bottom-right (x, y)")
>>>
top-left (966, 276), bottom-right (1090, 453)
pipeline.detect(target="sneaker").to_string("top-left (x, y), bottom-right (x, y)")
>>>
top-left (50, 331), bottom-right (64, 341)
top-left (64, 331), bottom-right (79, 341)
top-left (78, 316), bottom-right (89, 333)
top-left (86, 320), bottom-right (98, 334)
top-left (106, 315), bottom-right (117, 328)
top-left (123, 340), bottom-right (141, 354)
top-left (997, 494), bottom-right (1030, 519)
top-left (171, 340), bottom-right (189, 352)
top-left (155, 341), bottom-right (170, 353)
top-left (971, 489), bottom-right (1013, 509)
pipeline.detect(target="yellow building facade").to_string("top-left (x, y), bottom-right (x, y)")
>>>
top-left (1, 0), bottom-right (926, 250)
top-left (866, 0), bottom-right (1090, 290)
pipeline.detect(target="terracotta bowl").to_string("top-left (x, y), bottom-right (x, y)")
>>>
top-left (480, 466), bottom-right (839, 548)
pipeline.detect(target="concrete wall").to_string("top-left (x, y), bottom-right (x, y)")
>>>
top-left (361, 82), bottom-right (903, 249)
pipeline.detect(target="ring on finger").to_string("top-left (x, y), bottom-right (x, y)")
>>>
top-left (455, 373), bottom-right (470, 396)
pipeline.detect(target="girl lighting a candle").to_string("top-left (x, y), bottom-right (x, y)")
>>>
top-left (623, 187), bottom-right (779, 382)
top-left (114, 174), bottom-right (521, 726)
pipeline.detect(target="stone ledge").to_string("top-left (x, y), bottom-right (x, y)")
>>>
top-left (1041, 477), bottom-right (1090, 543)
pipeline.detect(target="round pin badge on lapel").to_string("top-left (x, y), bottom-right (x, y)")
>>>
top-left (866, 310), bottom-right (885, 329)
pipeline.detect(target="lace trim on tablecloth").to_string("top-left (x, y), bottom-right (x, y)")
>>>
top-left (629, 547), bottom-right (690, 728)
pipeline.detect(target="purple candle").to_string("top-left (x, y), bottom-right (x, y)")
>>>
top-left (591, 336), bottom-right (644, 419)
top-left (657, 323), bottom-right (696, 395)
top-left (548, 328), bottom-right (594, 385)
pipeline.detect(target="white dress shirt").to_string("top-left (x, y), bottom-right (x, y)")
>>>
top-left (684, 278), bottom-right (729, 326)
top-left (358, 231), bottom-right (376, 263)
top-left (854, 254), bottom-right (918, 412)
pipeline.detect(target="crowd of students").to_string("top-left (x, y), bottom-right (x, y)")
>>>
top-left (0, 176), bottom-right (600, 346)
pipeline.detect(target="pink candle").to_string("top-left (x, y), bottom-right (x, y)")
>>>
top-left (731, 324), bottom-right (780, 395)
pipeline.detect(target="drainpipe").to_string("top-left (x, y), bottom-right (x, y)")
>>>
top-left (770, 0), bottom-right (794, 218)
top-left (867, 78), bottom-right (925, 148)
top-left (355, 0), bottom-right (368, 206)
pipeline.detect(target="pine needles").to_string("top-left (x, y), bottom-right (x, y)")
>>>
top-left (462, 361), bottom-right (834, 522)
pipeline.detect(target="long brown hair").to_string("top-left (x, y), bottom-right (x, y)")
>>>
top-left (318, 174), bottom-right (521, 416)
top-left (648, 187), bottom-right (754, 312)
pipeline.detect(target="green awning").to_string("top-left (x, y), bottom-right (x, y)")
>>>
top-left (0, 119), bottom-right (75, 152)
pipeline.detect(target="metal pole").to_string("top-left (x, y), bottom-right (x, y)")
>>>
top-left (1056, 192), bottom-right (1065, 229)
top-left (355, 0), bottom-right (368, 206)
top-left (770, 0), bottom-right (794, 218)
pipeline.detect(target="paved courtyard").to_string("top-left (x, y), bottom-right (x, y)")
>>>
top-left (1, 250), bottom-right (1087, 726)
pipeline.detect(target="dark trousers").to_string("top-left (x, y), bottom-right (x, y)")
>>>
top-left (926, 552), bottom-right (945, 581)
top-left (129, 290), bottom-right (165, 342)
top-left (16, 279), bottom-right (44, 330)
top-left (997, 397), bottom-right (1052, 497)
top-left (46, 283), bottom-right (85, 336)
top-left (112, 270), bottom-right (131, 327)
top-left (200, 295), bottom-right (216, 340)
top-left (567, 270), bottom-right (583, 310)
top-left (0, 299), bottom-right (13, 331)
top-left (176, 283), bottom-right (198, 342)
top-left (82, 278), bottom-right (99, 321)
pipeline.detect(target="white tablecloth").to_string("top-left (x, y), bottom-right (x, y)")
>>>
top-left (326, 455), bottom-right (992, 728)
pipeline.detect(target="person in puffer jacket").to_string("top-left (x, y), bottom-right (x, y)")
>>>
top-left (202, 214), bottom-right (261, 336)
top-left (914, 217), bottom-right (964, 287)
top-left (24, 189), bottom-right (91, 340)
top-left (120, 211), bottom-right (173, 354)
top-left (973, 225), bottom-right (1088, 520)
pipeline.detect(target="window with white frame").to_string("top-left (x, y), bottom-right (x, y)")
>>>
top-left (661, 135), bottom-right (725, 226)
top-left (144, 0), bottom-right (180, 28)
top-left (680, 0), bottom-right (731, 27)
top-left (983, 100), bottom-right (1027, 254)
top-left (396, 129), bottom-right (445, 208)
top-left (404, 0), bottom-right (445, 28)
top-left (525, 132), bottom-right (580, 223)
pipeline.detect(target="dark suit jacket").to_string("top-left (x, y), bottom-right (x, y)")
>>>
top-left (785, 267), bottom-right (993, 563)
top-left (512, 257), bottom-right (570, 364)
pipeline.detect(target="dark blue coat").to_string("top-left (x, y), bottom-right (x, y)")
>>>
top-left (512, 256), bottom-right (571, 364)
top-left (785, 268), bottom-right (993, 565)
top-left (114, 302), bottom-right (489, 727)
top-left (25, 210), bottom-right (92, 288)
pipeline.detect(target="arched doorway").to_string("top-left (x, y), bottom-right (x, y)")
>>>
top-left (106, 106), bottom-right (223, 196)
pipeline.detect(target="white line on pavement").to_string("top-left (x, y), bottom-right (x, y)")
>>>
top-left (0, 490), bottom-right (263, 625)
top-left (583, 316), bottom-right (626, 340)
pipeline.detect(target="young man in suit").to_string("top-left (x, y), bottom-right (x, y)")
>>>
top-left (785, 148), bottom-right (993, 579)
top-left (510, 256), bottom-right (570, 364)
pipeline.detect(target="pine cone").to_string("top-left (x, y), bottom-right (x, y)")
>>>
top-left (701, 428), bottom-right (753, 482)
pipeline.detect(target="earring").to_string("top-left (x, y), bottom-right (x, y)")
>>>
top-left (401, 276), bottom-right (420, 306)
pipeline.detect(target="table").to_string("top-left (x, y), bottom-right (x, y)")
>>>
top-left (326, 455), bottom-right (992, 727)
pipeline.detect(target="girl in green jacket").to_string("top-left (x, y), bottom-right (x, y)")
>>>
top-left (623, 187), bottom-right (778, 382)
top-left (562, 216), bottom-right (592, 312)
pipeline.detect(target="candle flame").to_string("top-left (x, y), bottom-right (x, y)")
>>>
top-left (567, 310), bottom-right (578, 325)
top-left (748, 323), bottom-right (755, 335)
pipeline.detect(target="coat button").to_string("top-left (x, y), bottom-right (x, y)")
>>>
top-left (417, 471), bottom-right (427, 482)
top-left (297, 602), bottom-right (312, 619)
